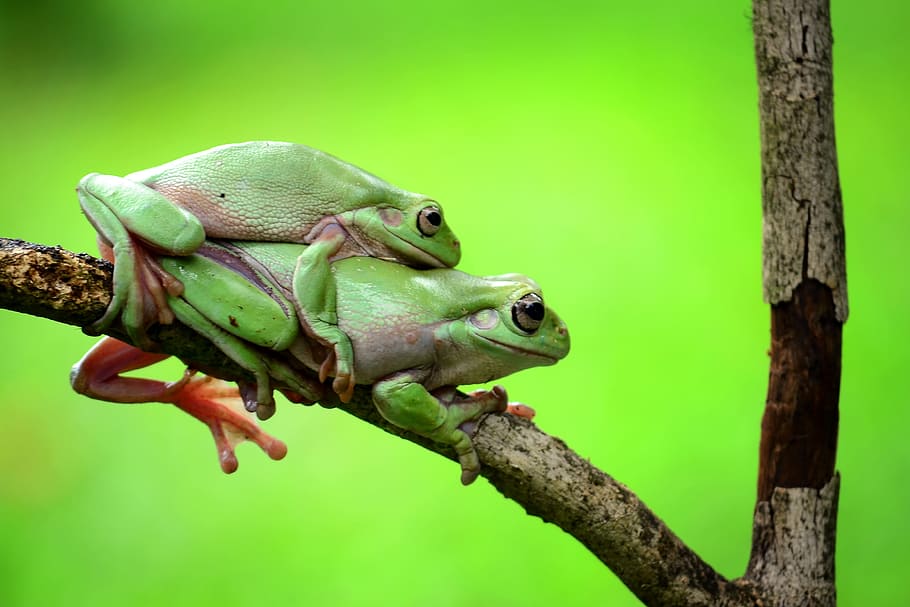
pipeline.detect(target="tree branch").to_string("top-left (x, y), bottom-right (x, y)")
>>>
top-left (0, 236), bottom-right (756, 607)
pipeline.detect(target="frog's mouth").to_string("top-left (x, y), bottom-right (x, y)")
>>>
top-left (376, 237), bottom-right (450, 268)
top-left (474, 335), bottom-right (562, 365)
top-left (342, 219), bottom-right (453, 268)
top-left (343, 206), bottom-right (461, 268)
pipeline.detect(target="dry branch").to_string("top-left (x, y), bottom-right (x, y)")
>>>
top-left (0, 236), bottom-right (754, 607)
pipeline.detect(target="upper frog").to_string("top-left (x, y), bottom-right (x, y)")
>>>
top-left (78, 142), bottom-right (461, 402)
top-left (126, 142), bottom-right (460, 268)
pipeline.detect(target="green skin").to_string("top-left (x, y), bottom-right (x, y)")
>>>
top-left (73, 241), bottom-right (570, 484)
top-left (78, 141), bottom-right (461, 404)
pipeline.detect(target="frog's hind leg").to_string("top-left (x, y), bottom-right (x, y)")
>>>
top-left (78, 174), bottom-right (204, 348)
top-left (96, 237), bottom-right (184, 329)
top-left (70, 336), bottom-right (287, 472)
top-left (167, 297), bottom-right (323, 420)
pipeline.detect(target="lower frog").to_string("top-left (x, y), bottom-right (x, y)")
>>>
top-left (72, 241), bottom-right (570, 484)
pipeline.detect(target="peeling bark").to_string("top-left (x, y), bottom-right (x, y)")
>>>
top-left (753, 0), bottom-right (845, 501)
top-left (750, 1), bottom-right (845, 605)
top-left (746, 475), bottom-right (839, 606)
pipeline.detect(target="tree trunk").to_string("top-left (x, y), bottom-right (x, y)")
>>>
top-left (745, 0), bottom-right (847, 604)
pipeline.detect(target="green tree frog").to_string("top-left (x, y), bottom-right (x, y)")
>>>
top-left (71, 241), bottom-right (569, 484)
top-left (78, 141), bottom-right (461, 402)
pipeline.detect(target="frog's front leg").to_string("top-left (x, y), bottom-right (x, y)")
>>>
top-left (371, 376), bottom-right (508, 485)
top-left (71, 337), bottom-right (287, 472)
top-left (291, 223), bottom-right (357, 402)
top-left (77, 174), bottom-right (205, 346)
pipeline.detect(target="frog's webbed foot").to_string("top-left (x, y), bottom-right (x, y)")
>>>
top-left (72, 337), bottom-right (286, 472)
top-left (430, 385), bottom-right (509, 485)
top-left (174, 374), bottom-right (288, 473)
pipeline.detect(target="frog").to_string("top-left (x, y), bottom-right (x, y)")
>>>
top-left (71, 241), bottom-right (570, 484)
top-left (77, 141), bottom-right (461, 404)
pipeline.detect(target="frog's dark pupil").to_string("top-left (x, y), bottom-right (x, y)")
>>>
top-left (526, 301), bottom-right (545, 320)
top-left (426, 210), bottom-right (441, 226)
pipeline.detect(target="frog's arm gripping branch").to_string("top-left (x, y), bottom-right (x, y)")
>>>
top-left (1, 236), bottom-right (764, 606)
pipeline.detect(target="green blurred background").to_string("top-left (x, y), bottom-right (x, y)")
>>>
top-left (0, 1), bottom-right (906, 605)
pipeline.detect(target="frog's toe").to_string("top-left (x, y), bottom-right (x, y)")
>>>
top-left (255, 401), bottom-right (276, 421)
top-left (210, 418), bottom-right (287, 474)
top-left (333, 372), bottom-right (356, 403)
top-left (314, 346), bottom-right (355, 402)
top-left (136, 242), bottom-right (184, 323)
top-left (174, 375), bottom-right (287, 473)
top-left (460, 466), bottom-right (481, 486)
top-left (505, 402), bottom-right (536, 419)
top-left (239, 382), bottom-right (259, 413)
top-left (238, 380), bottom-right (277, 420)
top-left (466, 384), bottom-right (509, 414)
top-left (451, 431), bottom-right (482, 486)
top-left (317, 349), bottom-right (336, 383)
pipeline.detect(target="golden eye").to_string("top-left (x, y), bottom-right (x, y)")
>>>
top-left (417, 206), bottom-right (442, 236)
top-left (512, 293), bottom-right (545, 334)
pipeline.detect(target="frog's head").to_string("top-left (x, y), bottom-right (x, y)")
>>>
top-left (445, 275), bottom-right (570, 382)
top-left (343, 193), bottom-right (461, 268)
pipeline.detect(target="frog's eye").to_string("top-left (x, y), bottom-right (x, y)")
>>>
top-left (417, 206), bottom-right (443, 236)
top-left (512, 293), bottom-right (545, 334)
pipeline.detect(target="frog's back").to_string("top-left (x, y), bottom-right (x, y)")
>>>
top-left (127, 141), bottom-right (401, 242)
top-left (332, 257), bottom-right (491, 325)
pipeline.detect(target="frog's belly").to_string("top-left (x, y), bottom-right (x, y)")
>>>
top-left (345, 321), bottom-right (438, 385)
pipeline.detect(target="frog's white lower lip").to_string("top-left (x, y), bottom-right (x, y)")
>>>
top-left (399, 242), bottom-right (448, 268)
top-left (375, 246), bottom-right (445, 268)
top-left (384, 225), bottom-right (457, 268)
top-left (344, 220), bottom-right (450, 268)
top-left (475, 335), bottom-right (560, 363)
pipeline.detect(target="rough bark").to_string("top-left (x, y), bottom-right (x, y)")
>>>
top-left (746, 475), bottom-right (840, 607)
top-left (748, 0), bottom-right (846, 605)
top-left (755, 0), bottom-right (847, 321)
top-left (0, 237), bottom-right (754, 607)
